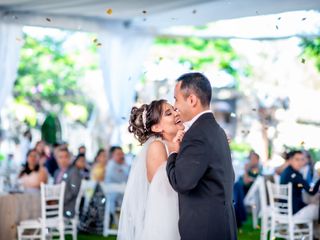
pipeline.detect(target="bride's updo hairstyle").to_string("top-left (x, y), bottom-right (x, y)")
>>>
top-left (129, 99), bottom-right (167, 145)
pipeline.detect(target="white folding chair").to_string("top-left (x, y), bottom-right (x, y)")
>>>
top-left (64, 180), bottom-right (88, 240)
top-left (267, 181), bottom-right (313, 240)
top-left (18, 182), bottom-right (66, 240)
top-left (244, 176), bottom-right (272, 239)
top-left (100, 183), bottom-right (126, 237)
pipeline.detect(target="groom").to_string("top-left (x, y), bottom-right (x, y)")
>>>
top-left (167, 72), bottom-right (237, 240)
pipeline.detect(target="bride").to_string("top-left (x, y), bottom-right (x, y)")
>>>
top-left (117, 99), bottom-right (184, 240)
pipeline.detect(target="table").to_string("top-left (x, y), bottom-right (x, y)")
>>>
top-left (0, 192), bottom-right (41, 240)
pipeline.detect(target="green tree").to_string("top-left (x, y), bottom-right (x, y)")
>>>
top-left (14, 34), bottom-right (96, 125)
top-left (300, 37), bottom-right (320, 71)
top-left (155, 37), bottom-right (252, 87)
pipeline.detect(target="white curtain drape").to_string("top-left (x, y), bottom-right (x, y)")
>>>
top-left (0, 23), bottom-right (23, 111)
top-left (99, 31), bottom-right (153, 145)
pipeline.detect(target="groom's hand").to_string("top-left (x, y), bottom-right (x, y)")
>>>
top-left (168, 130), bottom-right (185, 154)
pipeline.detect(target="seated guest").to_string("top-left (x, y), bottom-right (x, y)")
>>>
top-left (54, 147), bottom-right (71, 184)
top-left (275, 151), bottom-right (292, 176)
top-left (234, 151), bottom-right (262, 228)
top-left (301, 150), bottom-right (315, 184)
top-left (19, 149), bottom-right (48, 191)
top-left (78, 145), bottom-right (86, 156)
top-left (280, 150), bottom-right (320, 219)
top-left (105, 146), bottom-right (129, 225)
top-left (35, 140), bottom-right (49, 166)
top-left (91, 149), bottom-right (108, 182)
top-left (239, 151), bottom-right (262, 195)
top-left (63, 153), bottom-right (87, 218)
top-left (45, 143), bottom-right (60, 177)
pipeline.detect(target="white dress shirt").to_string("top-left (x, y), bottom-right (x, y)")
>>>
top-left (183, 110), bottom-right (212, 132)
top-left (168, 110), bottom-right (212, 156)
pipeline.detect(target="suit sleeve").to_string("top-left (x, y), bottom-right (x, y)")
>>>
top-left (166, 137), bottom-right (208, 194)
top-left (291, 174), bottom-right (320, 195)
top-left (64, 169), bottom-right (81, 204)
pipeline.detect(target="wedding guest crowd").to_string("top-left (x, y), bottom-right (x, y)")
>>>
top-left (14, 135), bottom-right (131, 234)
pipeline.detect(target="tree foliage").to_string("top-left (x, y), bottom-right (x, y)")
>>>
top-left (155, 37), bottom-right (251, 82)
top-left (300, 37), bottom-right (320, 71)
top-left (13, 34), bottom-right (95, 125)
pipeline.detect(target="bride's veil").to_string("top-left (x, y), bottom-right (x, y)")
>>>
top-left (117, 138), bottom-right (153, 240)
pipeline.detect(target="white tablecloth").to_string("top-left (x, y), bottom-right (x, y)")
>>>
top-left (0, 192), bottom-right (41, 240)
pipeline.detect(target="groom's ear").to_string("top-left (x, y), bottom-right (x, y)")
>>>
top-left (188, 94), bottom-right (198, 107)
top-left (151, 124), bottom-right (162, 134)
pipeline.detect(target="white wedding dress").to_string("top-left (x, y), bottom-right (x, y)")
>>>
top-left (117, 138), bottom-right (180, 240)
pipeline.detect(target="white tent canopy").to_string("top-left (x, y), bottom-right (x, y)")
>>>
top-left (0, 0), bottom-right (320, 144)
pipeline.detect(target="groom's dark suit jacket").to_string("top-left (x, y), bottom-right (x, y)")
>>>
top-left (167, 113), bottom-right (237, 240)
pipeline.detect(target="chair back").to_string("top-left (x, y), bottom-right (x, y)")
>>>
top-left (41, 182), bottom-right (66, 223)
top-left (267, 181), bottom-right (292, 218)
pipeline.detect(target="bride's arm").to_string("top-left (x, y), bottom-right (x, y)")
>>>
top-left (146, 141), bottom-right (167, 182)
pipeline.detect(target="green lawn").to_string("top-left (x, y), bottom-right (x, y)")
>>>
top-left (67, 216), bottom-right (261, 240)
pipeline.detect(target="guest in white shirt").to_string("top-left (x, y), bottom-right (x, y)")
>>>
top-left (105, 146), bottom-right (129, 225)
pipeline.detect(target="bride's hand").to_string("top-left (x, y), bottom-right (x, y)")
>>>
top-left (168, 130), bottom-right (185, 154)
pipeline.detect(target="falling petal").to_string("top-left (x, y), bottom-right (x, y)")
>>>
top-left (71, 184), bottom-right (76, 188)
top-left (252, 108), bottom-right (257, 111)
top-left (302, 17), bottom-right (306, 21)
top-left (142, 10), bottom-right (147, 14)
top-left (101, 198), bottom-right (106, 204)
top-left (96, 43), bottom-right (102, 47)
top-left (121, 117), bottom-right (126, 120)
top-left (93, 38), bottom-right (98, 43)
top-left (300, 140), bottom-right (305, 145)
top-left (275, 25), bottom-right (279, 30)
top-left (277, 17), bottom-right (281, 20)
top-left (63, 173), bottom-right (68, 179)
top-left (46, 18), bottom-right (51, 22)
top-left (297, 183), bottom-right (303, 188)
top-left (230, 112), bottom-right (236, 118)
top-left (106, 9), bottom-right (113, 15)
top-left (301, 58), bottom-right (306, 64)
top-left (192, 9), bottom-right (197, 14)
top-left (291, 173), bottom-right (296, 178)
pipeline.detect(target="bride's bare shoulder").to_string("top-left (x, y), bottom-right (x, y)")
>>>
top-left (146, 140), bottom-right (167, 182)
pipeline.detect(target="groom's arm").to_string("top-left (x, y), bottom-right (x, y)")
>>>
top-left (166, 137), bottom-right (208, 194)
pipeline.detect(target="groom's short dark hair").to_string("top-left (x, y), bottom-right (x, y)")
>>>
top-left (177, 72), bottom-right (212, 107)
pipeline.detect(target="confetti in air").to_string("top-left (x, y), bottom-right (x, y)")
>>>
top-left (93, 38), bottom-right (98, 43)
top-left (277, 17), bottom-right (281, 20)
top-left (252, 108), bottom-right (257, 111)
top-left (302, 17), bottom-right (306, 21)
top-left (192, 9), bottom-right (197, 14)
top-left (101, 198), bottom-right (106, 204)
top-left (106, 8), bottom-right (113, 15)
top-left (46, 18), bottom-right (51, 22)
top-left (301, 58), bottom-right (306, 64)
top-left (142, 10), bottom-right (147, 14)
top-left (300, 140), bottom-right (305, 145)
top-left (230, 113), bottom-right (236, 118)
top-left (275, 25), bottom-right (279, 30)
top-left (96, 43), bottom-right (102, 47)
